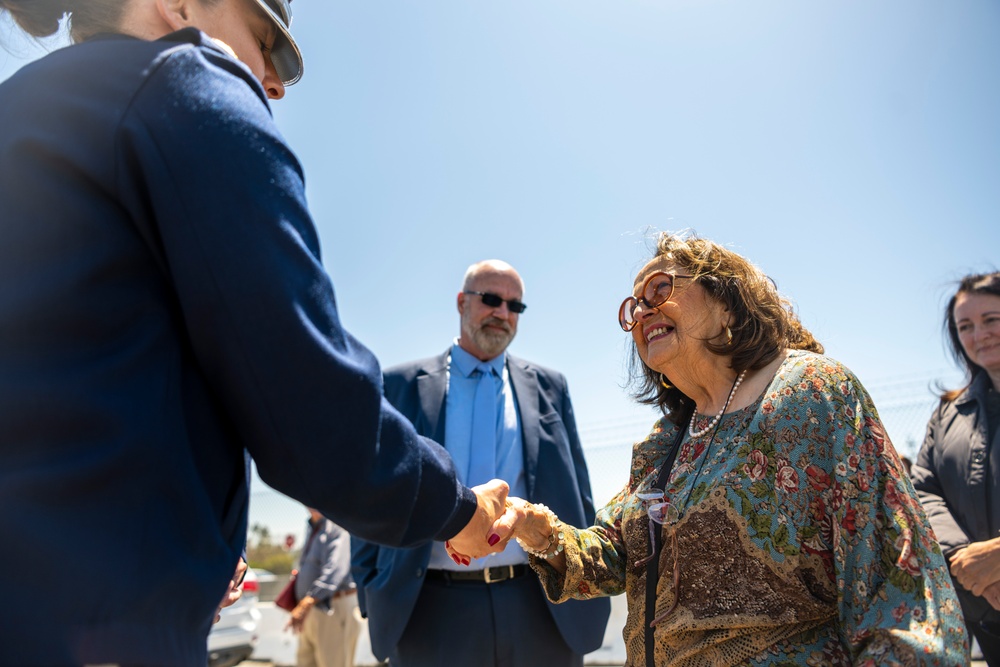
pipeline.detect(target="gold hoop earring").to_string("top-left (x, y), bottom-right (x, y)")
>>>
top-left (725, 326), bottom-right (733, 346)
top-left (659, 374), bottom-right (672, 390)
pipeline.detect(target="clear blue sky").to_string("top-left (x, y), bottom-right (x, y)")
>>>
top-left (268, 0), bottom-right (998, 414)
top-left (281, 0), bottom-right (998, 424)
top-left (3, 1), bottom-right (998, 536)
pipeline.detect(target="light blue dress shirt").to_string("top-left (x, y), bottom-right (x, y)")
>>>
top-left (427, 342), bottom-right (528, 571)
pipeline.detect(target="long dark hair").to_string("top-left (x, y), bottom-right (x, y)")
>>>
top-left (627, 232), bottom-right (823, 423)
top-left (939, 271), bottom-right (1000, 402)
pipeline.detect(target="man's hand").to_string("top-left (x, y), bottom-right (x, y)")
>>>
top-left (214, 557), bottom-right (248, 623)
top-left (444, 479), bottom-right (509, 563)
top-left (983, 581), bottom-right (1000, 611)
top-left (949, 537), bottom-right (1000, 596)
top-left (284, 595), bottom-right (316, 633)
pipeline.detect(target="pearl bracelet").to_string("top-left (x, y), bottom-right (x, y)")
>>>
top-left (515, 503), bottom-right (565, 559)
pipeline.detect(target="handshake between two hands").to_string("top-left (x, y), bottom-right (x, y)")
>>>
top-left (444, 479), bottom-right (551, 565)
top-left (215, 480), bottom-right (547, 625)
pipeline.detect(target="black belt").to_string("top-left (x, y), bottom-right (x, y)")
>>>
top-left (426, 564), bottom-right (528, 585)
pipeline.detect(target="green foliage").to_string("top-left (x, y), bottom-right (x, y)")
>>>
top-left (247, 522), bottom-right (297, 574)
top-left (253, 552), bottom-right (296, 574)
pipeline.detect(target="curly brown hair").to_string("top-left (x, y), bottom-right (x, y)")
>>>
top-left (627, 232), bottom-right (823, 422)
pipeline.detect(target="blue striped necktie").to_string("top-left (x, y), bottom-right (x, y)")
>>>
top-left (467, 362), bottom-right (498, 484)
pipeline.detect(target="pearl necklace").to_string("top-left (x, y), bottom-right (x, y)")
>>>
top-left (688, 369), bottom-right (747, 438)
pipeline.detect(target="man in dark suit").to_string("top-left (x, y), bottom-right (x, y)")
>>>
top-left (352, 260), bottom-right (610, 667)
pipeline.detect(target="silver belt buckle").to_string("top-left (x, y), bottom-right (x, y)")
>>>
top-left (483, 565), bottom-right (512, 584)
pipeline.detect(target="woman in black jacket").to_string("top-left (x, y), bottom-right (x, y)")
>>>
top-left (913, 271), bottom-right (1000, 664)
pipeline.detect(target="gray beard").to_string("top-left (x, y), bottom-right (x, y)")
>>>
top-left (471, 327), bottom-right (514, 359)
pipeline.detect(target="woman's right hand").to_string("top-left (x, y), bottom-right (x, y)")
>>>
top-left (488, 496), bottom-right (553, 553)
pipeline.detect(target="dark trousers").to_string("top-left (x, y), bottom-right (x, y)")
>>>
top-left (958, 588), bottom-right (1000, 666)
top-left (393, 570), bottom-right (582, 667)
top-left (973, 618), bottom-right (1000, 666)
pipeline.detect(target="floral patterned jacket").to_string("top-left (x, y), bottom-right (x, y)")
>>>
top-left (531, 351), bottom-right (968, 666)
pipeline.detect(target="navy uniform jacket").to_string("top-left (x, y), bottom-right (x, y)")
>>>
top-left (0, 30), bottom-right (474, 666)
top-left (352, 351), bottom-right (611, 661)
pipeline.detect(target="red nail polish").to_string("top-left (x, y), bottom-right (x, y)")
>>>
top-left (488, 533), bottom-right (500, 546)
top-left (451, 553), bottom-right (461, 564)
top-left (463, 558), bottom-right (470, 566)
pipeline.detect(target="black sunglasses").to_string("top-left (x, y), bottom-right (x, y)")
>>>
top-left (465, 291), bottom-right (527, 314)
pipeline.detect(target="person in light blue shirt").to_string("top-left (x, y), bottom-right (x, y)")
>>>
top-left (286, 508), bottom-right (362, 667)
top-left (352, 260), bottom-right (610, 667)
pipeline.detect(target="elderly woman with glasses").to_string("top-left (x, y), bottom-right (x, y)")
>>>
top-left (461, 232), bottom-right (968, 665)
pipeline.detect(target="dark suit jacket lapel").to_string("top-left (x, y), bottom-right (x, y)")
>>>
top-left (507, 355), bottom-right (540, 498)
top-left (416, 351), bottom-right (450, 445)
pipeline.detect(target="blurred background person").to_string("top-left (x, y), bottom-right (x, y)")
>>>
top-left (353, 260), bottom-right (610, 667)
top-left (483, 232), bottom-right (967, 665)
top-left (912, 271), bottom-right (1000, 665)
top-left (286, 508), bottom-right (362, 667)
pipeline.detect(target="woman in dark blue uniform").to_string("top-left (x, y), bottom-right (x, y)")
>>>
top-left (0, 2), bottom-right (505, 664)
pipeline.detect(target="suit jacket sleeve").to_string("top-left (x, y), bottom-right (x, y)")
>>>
top-left (559, 375), bottom-right (598, 523)
top-left (350, 535), bottom-right (375, 617)
top-left (118, 44), bottom-right (475, 547)
top-left (350, 365), bottom-right (430, 611)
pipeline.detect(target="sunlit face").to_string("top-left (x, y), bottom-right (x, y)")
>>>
top-left (458, 270), bottom-right (523, 361)
top-left (954, 292), bottom-right (1000, 375)
top-left (189, 0), bottom-right (286, 99)
top-left (629, 257), bottom-right (727, 374)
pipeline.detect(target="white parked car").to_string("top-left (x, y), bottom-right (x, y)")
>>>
top-left (207, 567), bottom-right (261, 667)
top-left (251, 568), bottom-right (276, 587)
